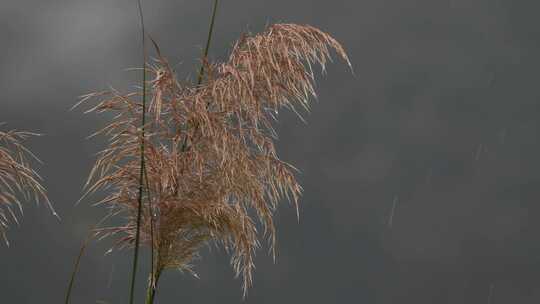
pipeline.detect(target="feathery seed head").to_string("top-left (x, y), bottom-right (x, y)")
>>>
top-left (0, 127), bottom-right (52, 245)
top-left (79, 23), bottom-right (349, 295)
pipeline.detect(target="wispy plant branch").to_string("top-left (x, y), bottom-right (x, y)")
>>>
top-left (64, 213), bottom-right (115, 304)
top-left (64, 234), bottom-right (91, 304)
top-left (0, 128), bottom-right (53, 244)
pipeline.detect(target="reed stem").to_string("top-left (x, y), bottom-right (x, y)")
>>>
top-left (128, 0), bottom-right (148, 303)
top-left (197, 0), bottom-right (220, 86)
top-left (145, 269), bottom-right (162, 304)
top-left (181, 0), bottom-right (220, 152)
top-left (63, 233), bottom-right (92, 304)
top-left (142, 3), bottom-right (221, 302)
top-left (143, 1), bottom-right (220, 302)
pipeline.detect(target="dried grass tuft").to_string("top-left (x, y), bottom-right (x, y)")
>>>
top-left (78, 23), bottom-right (350, 294)
top-left (0, 126), bottom-right (53, 244)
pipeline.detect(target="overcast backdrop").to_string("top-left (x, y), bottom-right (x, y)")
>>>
top-left (2, 0), bottom-right (540, 303)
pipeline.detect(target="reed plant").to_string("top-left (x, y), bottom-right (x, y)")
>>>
top-left (0, 125), bottom-right (53, 245)
top-left (71, 1), bottom-right (351, 303)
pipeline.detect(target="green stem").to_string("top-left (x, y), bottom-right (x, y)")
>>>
top-left (145, 269), bottom-right (162, 304)
top-left (129, 0), bottom-right (147, 303)
top-left (144, 2), bottom-right (220, 303)
top-left (181, 0), bottom-right (220, 152)
top-left (196, 0), bottom-right (220, 86)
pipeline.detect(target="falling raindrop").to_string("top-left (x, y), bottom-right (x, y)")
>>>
top-left (426, 167), bottom-right (433, 185)
top-left (499, 128), bottom-right (507, 145)
top-left (107, 263), bottom-right (115, 289)
top-left (475, 143), bottom-right (483, 161)
top-left (488, 283), bottom-right (495, 304)
top-left (388, 195), bottom-right (398, 229)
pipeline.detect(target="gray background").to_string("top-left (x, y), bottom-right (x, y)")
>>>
top-left (2, 0), bottom-right (540, 303)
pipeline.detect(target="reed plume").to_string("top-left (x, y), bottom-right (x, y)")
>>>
top-left (0, 126), bottom-right (53, 244)
top-left (78, 23), bottom-right (350, 296)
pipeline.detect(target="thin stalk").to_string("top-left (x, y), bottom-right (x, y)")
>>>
top-left (129, 0), bottom-right (147, 303)
top-left (197, 0), bottom-right (220, 86)
top-left (64, 233), bottom-right (92, 304)
top-left (181, 0), bottom-right (220, 151)
top-left (144, 166), bottom-right (155, 294)
top-left (145, 269), bottom-right (162, 304)
top-left (64, 213), bottom-right (113, 304)
top-left (144, 2), bottom-right (220, 302)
